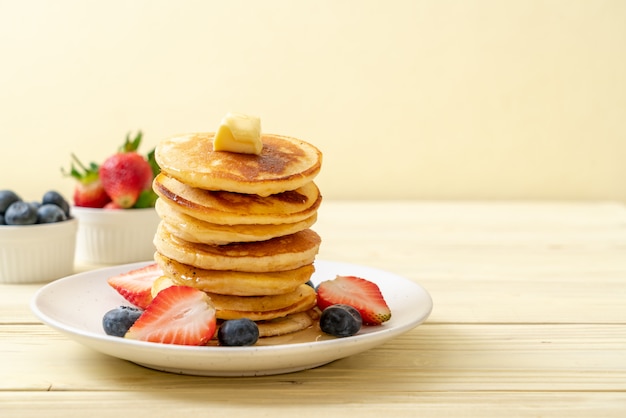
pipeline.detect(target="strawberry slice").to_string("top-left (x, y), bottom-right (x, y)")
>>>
top-left (125, 286), bottom-right (217, 346)
top-left (317, 275), bottom-right (392, 325)
top-left (107, 263), bottom-right (162, 309)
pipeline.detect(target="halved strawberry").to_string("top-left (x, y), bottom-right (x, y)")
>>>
top-left (125, 286), bottom-right (217, 346)
top-left (107, 263), bottom-right (162, 309)
top-left (316, 275), bottom-right (392, 325)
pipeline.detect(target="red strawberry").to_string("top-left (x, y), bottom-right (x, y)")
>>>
top-left (107, 263), bottom-right (162, 309)
top-left (103, 201), bottom-right (123, 209)
top-left (99, 131), bottom-right (154, 209)
top-left (99, 152), bottom-right (153, 208)
top-left (317, 275), bottom-right (392, 325)
top-left (125, 286), bottom-right (217, 346)
top-left (63, 154), bottom-right (111, 208)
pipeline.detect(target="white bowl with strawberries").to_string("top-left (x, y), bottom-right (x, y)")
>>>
top-left (65, 132), bottom-right (160, 265)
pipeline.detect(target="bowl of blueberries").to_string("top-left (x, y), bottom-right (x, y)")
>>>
top-left (0, 189), bottom-right (77, 284)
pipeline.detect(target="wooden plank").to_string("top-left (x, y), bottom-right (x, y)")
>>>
top-left (0, 284), bottom-right (40, 324)
top-left (316, 201), bottom-right (626, 324)
top-left (0, 391), bottom-right (625, 418)
top-left (2, 323), bottom-right (624, 392)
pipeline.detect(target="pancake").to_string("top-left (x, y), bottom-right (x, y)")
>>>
top-left (155, 198), bottom-right (317, 245)
top-left (155, 132), bottom-right (322, 196)
top-left (210, 310), bottom-right (317, 340)
top-left (211, 286), bottom-right (317, 321)
top-left (154, 222), bottom-right (321, 272)
top-left (154, 252), bottom-right (314, 296)
top-left (204, 284), bottom-right (314, 313)
top-left (153, 173), bottom-right (322, 226)
top-left (255, 309), bottom-right (318, 338)
top-left (160, 213), bottom-right (317, 246)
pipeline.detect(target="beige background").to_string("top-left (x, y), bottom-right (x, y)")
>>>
top-left (1, 0), bottom-right (625, 202)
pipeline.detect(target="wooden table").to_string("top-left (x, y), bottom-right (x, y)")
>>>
top-left (1, 201), bottom-right (625, 417)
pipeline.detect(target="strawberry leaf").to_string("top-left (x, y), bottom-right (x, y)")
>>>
top-left (133, 189), bottom-right (158, 208)
top-left (146, 147), bottom-right (160, 177)
top-left (120, 131), bottom-right (143, 153)
top-left (62, 153), bottom-right (100, 184)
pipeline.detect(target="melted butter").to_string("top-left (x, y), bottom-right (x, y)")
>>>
top-left (213, 112), bottom-right (262, 155)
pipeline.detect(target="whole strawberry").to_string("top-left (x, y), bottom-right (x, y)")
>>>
top-left (64, 154), bottom-right (112, 208)
top-left (99, 132), bottom-right (154, 209)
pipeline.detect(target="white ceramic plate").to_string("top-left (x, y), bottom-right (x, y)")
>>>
top-left (31, 260), bottom-right (433, 376)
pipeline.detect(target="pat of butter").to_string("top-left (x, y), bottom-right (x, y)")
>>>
top-left (213, 112), bottom-right (263, 155)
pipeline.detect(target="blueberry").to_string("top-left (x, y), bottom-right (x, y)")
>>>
top-left (218, 318), bottom-right (259, 346)
top-left (4, 201), bottom-right (38, 225)
top-left (305, 280), bottom-right (315, 289)
top-left (28, 201), bottom-right (41, 211)
top-left (320, 304), bottom-right (362, 337)
top-left (37, 204), bottom-right (68, 223)
top-left (0, 190), bottom-right (21, 214)
top-left (102, 306), bottom-right (143, 337)
top-left (0, 214), bottom-right (4, 225)
top-left (42, 190), bottom-right (70, 217)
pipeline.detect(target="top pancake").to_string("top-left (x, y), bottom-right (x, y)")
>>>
top-left (155, 132), bottom-right (322, 196)
top-left (153, 173), bottom-right (321, 226)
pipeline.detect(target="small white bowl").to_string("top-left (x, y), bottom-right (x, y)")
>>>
top-left (72, 207), bottom-right (159, 265)
top-left (0, 218), bottom-right (78, 284)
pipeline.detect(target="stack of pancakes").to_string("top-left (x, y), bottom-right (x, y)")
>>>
top-left (152, 132), bottom-right (323, 338)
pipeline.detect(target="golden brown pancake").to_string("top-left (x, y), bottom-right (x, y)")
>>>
top-left (204, 284), bottom-right (314, 313)
top-left (154, 222), bottom-right (321, 272)
top-left (155, 133), bottom-right (322, 196)
top-left (161, 214), bottom-right (318, 246)
top-left (154, 252), bottom-right (314, 296)
top-left (211, 286), bottom-right (317, 321)
top-left (255, 310), bottom-right (318, 338)
top-left (153, 173), bottom-right (322, 226)
top-left (155, 198), bottom-right (317, 245)
top-left (209, 310), bottom-right (317, 340)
